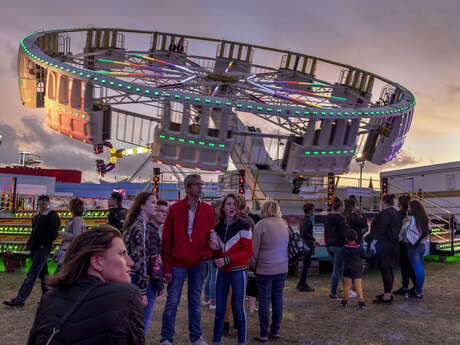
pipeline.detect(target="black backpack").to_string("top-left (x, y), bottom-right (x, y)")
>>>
top-left (288, 226), bottom-right (310, 264)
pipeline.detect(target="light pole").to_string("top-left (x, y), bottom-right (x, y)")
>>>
top-left (356, 153), bottom-right (365, 207)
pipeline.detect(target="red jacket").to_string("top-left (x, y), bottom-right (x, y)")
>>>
top-left (213, 218), bottom-right (254, 273)
top-left (162, 198), bottom-right (216, 274)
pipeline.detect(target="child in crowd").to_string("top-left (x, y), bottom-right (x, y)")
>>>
top-left (342, 229), bottom-right (371, 309)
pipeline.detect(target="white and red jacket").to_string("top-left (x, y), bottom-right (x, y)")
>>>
top-left (213, 218), bottom-right (254, 272)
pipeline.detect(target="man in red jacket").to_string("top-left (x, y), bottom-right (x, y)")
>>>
top-left (160, 174), bottom-right (216, 345)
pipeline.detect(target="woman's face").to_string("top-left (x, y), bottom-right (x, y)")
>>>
top-left (224, 197), bottom-right (237, 220)
top-left (99, 237), bottom-right (134, 283)
top-left (141, 195), bottom-right (157, 218)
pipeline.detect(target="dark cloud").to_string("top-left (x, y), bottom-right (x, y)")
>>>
top-left (0, 115), bottom-right (153, 182)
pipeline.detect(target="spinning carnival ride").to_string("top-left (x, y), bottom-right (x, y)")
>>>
top-left (17, 28), bottom-right (415, 196)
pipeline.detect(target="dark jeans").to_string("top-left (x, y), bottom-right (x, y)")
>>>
top-left (256, 273), bottom-right (287, 338)
top-left (327, 246), bottom-right (344, 296)
top-left (17, 247), bottom-right (51, 303)
top-left (399, 242), bottom-right (416, 289)
top-left (213, 270), bottom-right (247, 345)
top-left (380, 267), bottom-right (394, 294)
top-left (407, 243), bottom-right (426, 294)
top-left (131, 275), bottom-right (157, 335)
top-left (298, 251), bottom-right (312, 287)
top-left (161, 262), bottom-right (205, 343)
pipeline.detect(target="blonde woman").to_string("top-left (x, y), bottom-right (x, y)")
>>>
top-left (250, 200), bottom-right (289, 342)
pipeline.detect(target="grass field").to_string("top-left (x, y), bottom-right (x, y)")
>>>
top-left (1, 260), bottom-right (460, 345)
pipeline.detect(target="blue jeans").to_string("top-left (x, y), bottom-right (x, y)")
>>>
top-left (327, 246), bottom-right (344, 296)
top-left (406, 243), bottom-right (425, 294)
top-left (161, 262), bottom-right (206, 343)
top-left (204, 260), bottom-right (217, 302)
top-left (255, 273), bottom-right (287, 338)
top-left (131, 275), bottom-right (157, 335)
top-left (213, 270), bottom-right (248, 345)
top-left (17, 247), bottom-right (50, 302)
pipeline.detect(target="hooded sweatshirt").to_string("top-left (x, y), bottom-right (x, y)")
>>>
top-left (324, 213), bottom-right (347, 247)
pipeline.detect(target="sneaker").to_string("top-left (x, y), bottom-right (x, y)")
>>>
top-left (190, 337), bottom-right (208, 345)
top-left (358, 302), bottom-right (366, 310)
top-left (209, 303), bottom-right (216, 310)
top-left (299, 284), bottom-right (315, 292)
top-left (373, 295), bottom-right (393, 304)
top-left (408, 290), bottom-right (423, 299)
top-left (3, 299), bottom-right (24, 307)
top-left (341, 300), bottom-right (348, 307)
top-left (201, 299), bottom-right (211, 306)
top-left (393, 287), bottom-right (409, 295)
top-left (349, 290), bottom-right (357, 298)
top-left (329, 294), bottom-right (340, 300)
top-left (160, 340), bottom-right (172, 345)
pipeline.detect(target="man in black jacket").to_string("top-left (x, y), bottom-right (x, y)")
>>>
top-left (4, 195), bottom-right (60, 307)
top-left (107, 191), bottom-right (127, 232)
top-left (297, 203), bottom-right (318, 292)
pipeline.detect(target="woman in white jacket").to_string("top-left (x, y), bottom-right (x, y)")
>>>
top-left (57, 199), bottom-right (86, 268)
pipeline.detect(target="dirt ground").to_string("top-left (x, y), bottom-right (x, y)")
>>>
top-left (1, 260), bottom-right (460, 345)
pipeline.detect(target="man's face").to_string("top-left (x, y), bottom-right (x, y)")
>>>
top-left (108, 196), bottom-right (118, 208)
top-left (186, 178), bottom-right (203, 199)
top-left (153, 205), bottom-right (168, 225)
top-left (38, 199), bottom-right (50, 212)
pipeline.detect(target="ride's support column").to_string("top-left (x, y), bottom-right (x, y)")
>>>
top-left (327, 173), bottom-right (335, 212)
top-left (153, 168), bottom-right (161, 199)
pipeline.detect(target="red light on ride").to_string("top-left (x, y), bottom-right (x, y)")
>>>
top-left (238, 170), bottom-right (245, 195)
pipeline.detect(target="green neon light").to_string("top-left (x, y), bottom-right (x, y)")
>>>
top-left (215, 100), bottom-right (222, 104)
top-left (225, 102), bottom-right (232, 106)
top-left (178, 138), bottom-right (185, 142)
top-left (168, 136), bottom-right (175, 141)
top-left (185, 96), bottom-right (191, 100)
top-left (305, 151), bottom-right (311, 155)
top-left (236, 104), bottom-right (242, 108)
top-left (126, 86), bottom-right (132, 90)
top-left (159, 135), bottom-right (166, 139)
top-left (198, 141), bottom-right (205, 145)
top-left (164, 93), bottom-right (171, 97)
top-left (205, 99), bottom-right (211, 103)
top-left (257, 106), bottom-right (263, 110)
top-left (174, 94), bottom-right (181, 98)
top-left (145, 90), bottom-right (150, 94)
top-left (208, 143), bottom-right (215, 147)
top-left (276, 109), bottom-right (282, 113)
top-left (218, 144), bottom-right (225, 148)
top-left (81, 114), bottom-right (86, 119)
top-left (109, 81), bottom-right (115, 85)
top-left (136, 88), bottom-right (141, 92)
top-left (313, 151), bottom-right (319, 155)
top-left (189, 140), bottom-right (195, 144)
top-left (321, 151), bottom-right (326, 155)
top-left (154, 91), bottom-right (160, 96)
top-left (194, 97), bottom-right (201, 101)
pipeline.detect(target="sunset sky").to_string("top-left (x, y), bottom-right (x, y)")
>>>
top-left (0, 0), bottom-right (459, 184)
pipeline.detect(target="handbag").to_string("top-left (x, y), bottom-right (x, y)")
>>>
top-left (402, 216), bottom-right (421, 245)
top-left (288, 227), bottom-right (310, 264)
top-left (45, 282), bottom-right (101, 345)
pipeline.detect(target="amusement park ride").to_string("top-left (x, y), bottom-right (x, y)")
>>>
top-left (5, 27), bottom-right (460, 265)
top-left (16, 27), bottom-right (415, 202)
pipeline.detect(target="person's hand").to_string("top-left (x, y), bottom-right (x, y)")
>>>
top-left (142, 295), bottom-right (148, 307)
top-left (164, 273), bottom-right (173, 284)
top-left (214, 258), bottom-right (225, 268)
top-left (156, 289), bottom-right (165, 297)
top-left (209, 239), bottom-right (220, 250)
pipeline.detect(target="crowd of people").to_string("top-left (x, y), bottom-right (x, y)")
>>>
top-left (2, 175), bottom-right (432, 345)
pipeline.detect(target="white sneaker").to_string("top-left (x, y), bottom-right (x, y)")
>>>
top-left (349, 290), bottom-right (358, 298)
top-left (160, 341), bottom-right (172, 345)
top-left (190, 337), bottom-right (208, 345)
top-left (209, 303), bottom-right (216, 310)
top-left (201, 299), bottom-right (211, 306)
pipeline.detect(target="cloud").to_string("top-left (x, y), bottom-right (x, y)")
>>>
top-left (447, 83), bottom-right (460, 96)
top-left (0, 115), bottom-right (153, 182)
top-left (349, 149), bottom-right (421, 176)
